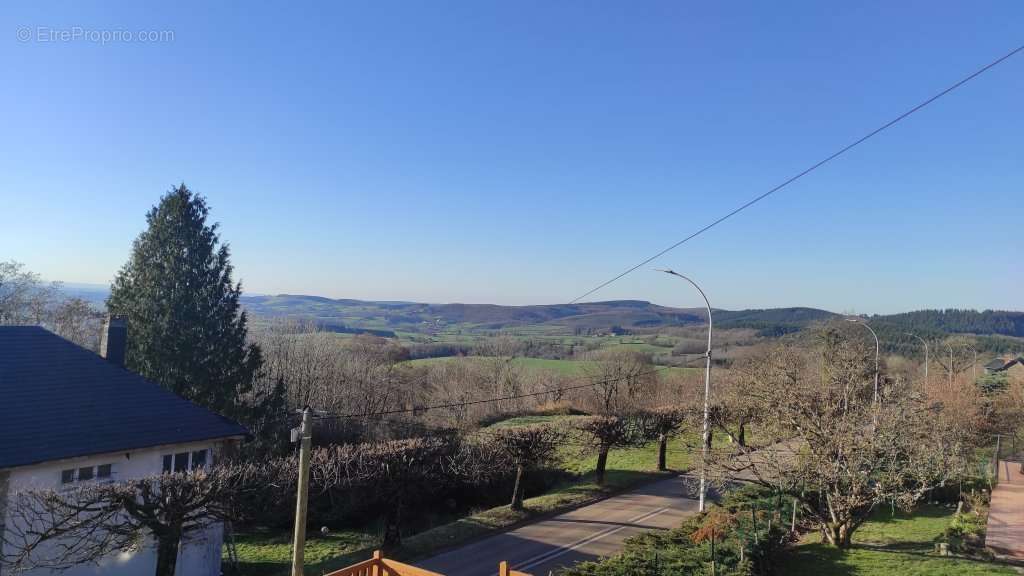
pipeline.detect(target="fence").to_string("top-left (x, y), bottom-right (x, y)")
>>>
top-left (323, 550), bottom-right (529, 576)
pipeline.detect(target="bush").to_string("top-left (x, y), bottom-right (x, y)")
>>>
top-left (944, 496), bottom-right (989, 554)
top-left (561, 509), bottom-right (783, 576)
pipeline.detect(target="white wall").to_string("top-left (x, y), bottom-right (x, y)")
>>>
top-left (2, 441), bottom-right (225, 576)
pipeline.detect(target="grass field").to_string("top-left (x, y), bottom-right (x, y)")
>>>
top-left (778, 505), bottom-right (1016, 576)
top-left (405, 355), bottom-right (701, 379)
top-left (405, 355), bottom-right (591, 375)
top-left (230, 425), bottom-right (699, 575)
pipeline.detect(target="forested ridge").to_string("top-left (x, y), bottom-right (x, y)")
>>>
top-left (873, 309), bottom-right (1024, 338)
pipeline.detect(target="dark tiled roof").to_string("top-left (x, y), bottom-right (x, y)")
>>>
top-left (0, 326), bottom-right (247, 470)
top-left (985, 358), bottom-right (1009, 370)
top-left (986, 357), bottom-right (1024, 372)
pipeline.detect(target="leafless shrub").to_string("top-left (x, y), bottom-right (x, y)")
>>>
top-left (477, 424), bottom-right (565, 510)
top-left (1, 464), bottom-right (264, 576)
top-left (575, 415), bottom-right (648, 485)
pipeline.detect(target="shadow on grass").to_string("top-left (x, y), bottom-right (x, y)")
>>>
top-left (582, 469), bottom-right (674, 490)
top-left (867, 504), bottom-right (951, 524)
top-left (855, 541), bottom-right (936, 552)
top-left (778, 543), bottom-right (857, 576)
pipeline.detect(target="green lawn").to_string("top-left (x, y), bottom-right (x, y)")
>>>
top-left (485, 414), bottom-right (586, 428)
top-left (231, 529), bottom-right (378, 576)
top-left (404, 355), bottom-right (700, 379)
top-left (778, 505), bottom-right (1016, 576)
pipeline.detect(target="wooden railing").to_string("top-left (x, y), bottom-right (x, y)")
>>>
top-left (323, 550), bottom-right (529, 576)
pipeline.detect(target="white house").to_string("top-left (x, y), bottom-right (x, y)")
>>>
top-left (0, 322), bottom-right (248, 576)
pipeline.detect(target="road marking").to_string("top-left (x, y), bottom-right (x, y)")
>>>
top-left (510, 504), bottom-right (674, 573)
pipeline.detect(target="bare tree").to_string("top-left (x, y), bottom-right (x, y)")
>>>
top-left (251, 318), bottom-right (346, 409)
top-left (0, 261), bottom-right (106, 351)
top-left (0, 261), bottom-right (63, 325)
top-left (51, 297), bottom-right (104, 351)
top-left (481, 424), bottom-right (565, 510)
top-left (710, 369), bottom-right (760, 448)
top-left (636, 407), bottom-right (688, 471)
top-left (934, 335), bottom-right (981, 384)
top-left (576, 415), bottom-right (647, 486)
top-left (1, 465), bottom-right (259, 576)
top-left (252, 321), bottom-right (419, 435)
top-left (707, 331), bottom-right (973, 548)
top-left (583, 350), bottom-right (657, 414)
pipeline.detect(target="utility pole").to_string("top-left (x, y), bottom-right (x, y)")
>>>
top-left (657, 269), bottom-right (712, 512)
top-left (291, 408), bottom-right (312, 576)
top-left (944, 343), bottom-right (954, 388)
top-left (905, 332), bottom-right (928, 386)
top-left (968, 344), bottom-right (977, 382)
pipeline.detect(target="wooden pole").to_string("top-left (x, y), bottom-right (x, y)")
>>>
top-left (291, 408), bottom-right (312, 576)
top-left (993, 433), bottom-right (1002, 482)
top-left (791, 498), bottom-right (798, 533)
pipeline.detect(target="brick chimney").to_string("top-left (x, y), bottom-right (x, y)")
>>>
top-left (100, 316), bottom-right (127, 366)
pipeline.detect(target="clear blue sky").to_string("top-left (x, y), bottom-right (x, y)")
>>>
top-left (1, 1), bottom-right (1021, 313)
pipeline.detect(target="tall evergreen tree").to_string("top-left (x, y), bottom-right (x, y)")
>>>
top-left (107, 185), bottom-right (266, 419)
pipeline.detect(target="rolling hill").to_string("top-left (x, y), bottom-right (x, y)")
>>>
top-left (239, 294), bottom-right (841, 335)
top-left (58, 284), bottom-right (1023, 340)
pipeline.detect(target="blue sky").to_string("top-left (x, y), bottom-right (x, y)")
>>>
top-left (1, 1), bottom-right (1021, 313)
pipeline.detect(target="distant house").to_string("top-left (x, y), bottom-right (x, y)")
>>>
top-left (0, 322), bottom-right (247, 576)
top-left (985, 356), bottom-right (1024, 375)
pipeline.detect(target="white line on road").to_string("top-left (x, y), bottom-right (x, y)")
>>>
top-left (510, 504), bottom-right (673, 573)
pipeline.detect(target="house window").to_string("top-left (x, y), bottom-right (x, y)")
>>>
top-left (190, 449), bottom-right (208, 470)
top-left (61, 464), bottom-right (114, 484)
top-left (173, 452), bottom-right (189, 472)
top-left (162, 449), bottom-right (209, 473)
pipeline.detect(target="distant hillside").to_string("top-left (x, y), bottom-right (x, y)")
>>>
top-left (871, 309), bottom-right (1024, 338)
top-left (240, 295), bottom-right (846, 335)
top-left (57, 285), bottom-right (1023, 340)
top-left (241, 295), bottom-right (708, 333)
top-left (714, 307), bottom-right (839, 335)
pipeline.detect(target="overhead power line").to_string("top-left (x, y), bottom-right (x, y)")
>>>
top-left (569, 43), bottom-right (1024, 304)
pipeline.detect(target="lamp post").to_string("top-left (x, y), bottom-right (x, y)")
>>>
top-left (657, 269), bottom-right (712, 512)
top-left (846, 318), bottom-right (880, 402)
top-left (966, 343), bottom-right (977, 382)
top-left (905, 332), bottom-right (929, 386)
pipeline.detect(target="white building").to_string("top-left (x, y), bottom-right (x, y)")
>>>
top-left (0, 323), bottom-right (247, 576)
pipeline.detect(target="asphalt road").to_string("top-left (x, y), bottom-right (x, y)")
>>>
top-left (418, 475), bottom-right (701, 576)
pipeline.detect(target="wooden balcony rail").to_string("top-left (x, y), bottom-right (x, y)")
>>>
top-left (322, 551), bottom-right (530, 576)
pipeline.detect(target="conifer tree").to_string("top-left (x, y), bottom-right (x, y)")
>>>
top-left (107, 185), bottom-right (268, 419)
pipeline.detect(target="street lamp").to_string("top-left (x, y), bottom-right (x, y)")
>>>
top-left (905, 332), bottom-right (929, 386)
top-left (966, 343), bottom-right (978, 382)
top-left (656, 269), bottom-right (712, 513)
top-left (846, 318), bottom-right (880, 402)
